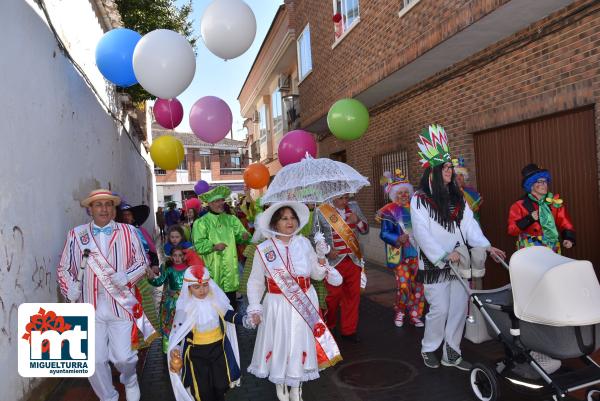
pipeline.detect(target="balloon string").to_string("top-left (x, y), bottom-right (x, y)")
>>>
top-left (167, 99), bottom-right (175, 130)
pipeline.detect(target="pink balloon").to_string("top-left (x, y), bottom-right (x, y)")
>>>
top-left (153, 98), bottom-right (184, 129)
top-left (278, 130), bottom-right (317, 166)
top-left (189, 96), bottom-right (232, 144)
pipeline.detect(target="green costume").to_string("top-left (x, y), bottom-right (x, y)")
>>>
top-left (148, 263), bottom-right (186, 353)
top-left (193, 186), bottom-right (250, 293)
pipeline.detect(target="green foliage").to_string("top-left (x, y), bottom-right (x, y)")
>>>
top-left (115, 0), bottom-right (197, 104)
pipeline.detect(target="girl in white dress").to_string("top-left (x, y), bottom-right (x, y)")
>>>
top-left (246, 201), bottom-right (342, 401)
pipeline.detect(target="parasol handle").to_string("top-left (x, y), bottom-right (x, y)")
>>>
top-left (77, 249), bottom-right (90, 282)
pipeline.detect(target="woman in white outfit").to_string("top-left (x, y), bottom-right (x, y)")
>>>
top-left (246, 201), bottom-right (343, 401)
top-left (411, 125), bottom-right (505, 371)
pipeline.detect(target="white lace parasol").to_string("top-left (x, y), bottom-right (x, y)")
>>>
top-left (261, 154), bottom-right (370, 204)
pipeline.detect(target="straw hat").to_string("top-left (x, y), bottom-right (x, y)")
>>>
top-left (80, 189), bottom-right (121, 207)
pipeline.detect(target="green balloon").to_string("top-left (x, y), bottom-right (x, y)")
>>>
top-left (327, 98), bottom-right (370, 141)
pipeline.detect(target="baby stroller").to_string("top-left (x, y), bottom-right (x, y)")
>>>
top-left (452, 246), bottom-right (600, 401)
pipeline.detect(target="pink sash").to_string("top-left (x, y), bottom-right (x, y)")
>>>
top-left (74, 224), bottom-right (155, 341)
top-left (257, 240), bottom-right (341, 369)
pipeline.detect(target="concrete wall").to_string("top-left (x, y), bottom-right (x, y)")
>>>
top-left (0, 1), bottom-right (153, 400)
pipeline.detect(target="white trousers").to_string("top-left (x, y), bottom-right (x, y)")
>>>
top-left (421, 279), bottom-right (468, 359)
top-left (89, 295), bottom-right (138, 401)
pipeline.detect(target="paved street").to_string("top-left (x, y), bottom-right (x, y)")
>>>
top-left (48, 262), bottom-right (573, 401)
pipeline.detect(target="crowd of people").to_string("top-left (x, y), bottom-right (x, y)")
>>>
top-left (56, 125), bottom-right (576, 401)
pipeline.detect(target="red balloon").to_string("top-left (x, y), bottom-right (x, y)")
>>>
top-left (278, 130), bottom-right (317, 166)
top-left (243, 163), bottom-right (270, 189)
top-left (154, 98), bottom-right (184, 129)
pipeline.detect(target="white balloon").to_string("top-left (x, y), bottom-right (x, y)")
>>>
top-left (200, 0), bottom-right (257, 60)
top-left (133, 29), bottom-right (196, 99)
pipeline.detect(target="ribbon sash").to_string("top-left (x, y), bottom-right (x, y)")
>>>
top-left (257, 240), bottom-right (341, 368)
top-left (74, 224), bottom-right (155, 340)
top-left (318, 204), bottom-right (363, 260)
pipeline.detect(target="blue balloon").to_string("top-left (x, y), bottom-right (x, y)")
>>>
top-left (95, 28), bottom-right (142, 87)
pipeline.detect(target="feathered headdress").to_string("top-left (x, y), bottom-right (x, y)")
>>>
top-left (382, 169), bottom-right (413, 201)
top-left (417, 124), bottom-right (451, 168)
top-left (183, 263), bottom-right (210, 284)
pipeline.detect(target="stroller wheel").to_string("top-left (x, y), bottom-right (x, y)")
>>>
top-left (470, 363), bottom-right (499, 401)
top-left (587, 387), bottom-right (600, 401)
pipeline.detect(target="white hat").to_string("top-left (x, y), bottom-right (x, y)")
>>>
top-left (255, 201), bottom-right (309, 238)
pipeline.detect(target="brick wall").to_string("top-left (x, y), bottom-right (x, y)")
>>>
top-left (299, 0), bottom-right (600, 223)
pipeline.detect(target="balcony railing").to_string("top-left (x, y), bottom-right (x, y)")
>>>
top-left (220, 168), bottom-right (244, 175)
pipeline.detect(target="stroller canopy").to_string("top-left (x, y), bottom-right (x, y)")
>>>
top-left (509, 246), bottom-right (600, 327)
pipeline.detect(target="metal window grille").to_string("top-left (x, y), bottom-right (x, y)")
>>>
top-left (372, 148), bottom-right (409, 214)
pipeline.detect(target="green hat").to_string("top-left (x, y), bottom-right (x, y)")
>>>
top-left (199, 186), bottom-right (231, 203)
top-left (417, 124), bottom-right (452, 168)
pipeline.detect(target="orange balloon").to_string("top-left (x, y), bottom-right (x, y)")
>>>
top-left (243, 163), bottom-right (270, 189)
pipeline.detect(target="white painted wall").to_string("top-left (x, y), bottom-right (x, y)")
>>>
top-left (0, 1), bottom-right (153, 400)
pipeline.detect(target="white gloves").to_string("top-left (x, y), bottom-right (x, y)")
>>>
top-left (67, 282), bottom-right (82, 302)
top-left (360, 270), bottom-right (367, 289)
top-left (111, 271), bottom-right (129, 288)
top-left (242, 313), bottom-right (260, 329)
top-left (325, 267), bottom-right (343, 286)
top-left (313, 231), bottom-right (330, 259)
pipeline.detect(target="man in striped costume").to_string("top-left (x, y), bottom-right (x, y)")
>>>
top-left (57, 189), bottom-right (154, 401)
top-left (312, 194), bottom-right (368, 343)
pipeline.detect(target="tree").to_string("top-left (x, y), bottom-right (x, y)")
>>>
top-left (115, 0), bottom-right (197, 104)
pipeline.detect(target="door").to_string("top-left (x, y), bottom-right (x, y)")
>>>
top-left (474, 107), bottom-right (600, 288)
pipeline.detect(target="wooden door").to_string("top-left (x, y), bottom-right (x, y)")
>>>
top-left (474, 107), bottom-right (600, 288)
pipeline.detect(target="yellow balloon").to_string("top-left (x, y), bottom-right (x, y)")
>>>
top-left (150, 135), bottom-right (184, 170)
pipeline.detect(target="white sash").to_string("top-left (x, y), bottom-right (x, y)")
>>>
top-left (74, 224), bottom-right (155, 340)
top-left (257, 240), bottom-right (341, 369)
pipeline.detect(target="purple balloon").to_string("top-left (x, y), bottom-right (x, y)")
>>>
top-left (194, 180), bottom-right (210, 195)
top-left (154, 98), bottom-right (184, 129)
top-left (189, 96), bottom-right (232, 144)
top-left (278, 130), bottom-right (317, 166)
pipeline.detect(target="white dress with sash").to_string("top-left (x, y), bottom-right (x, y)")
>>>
top-left (246, 235), bottom-right (337, 387)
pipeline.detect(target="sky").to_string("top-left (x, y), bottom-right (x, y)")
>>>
top-left (172, 0), bottom-right (283, 141)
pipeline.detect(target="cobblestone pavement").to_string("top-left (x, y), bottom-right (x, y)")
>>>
top-left (48, 261), bottom-right (590, 401)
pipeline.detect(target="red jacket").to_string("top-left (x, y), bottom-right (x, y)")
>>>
top-left (507, 194), bottom-right (575, 243)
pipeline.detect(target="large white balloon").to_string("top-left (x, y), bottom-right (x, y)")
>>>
top-left (132, 29), bottom-right (196, 99)
top-left (200, 0), bottom-right (257, 60)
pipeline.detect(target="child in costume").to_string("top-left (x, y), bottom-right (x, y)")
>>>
top-left (452, 158), bottom-right (483, 222)
top-left (377, 169), bottom-right (424, 327)
top-left (168, 264), bottom-right (258, 401)
top-left (148, 246), bottom-right (203, 353)
top-left (165, 225), bottom-right (193, 256)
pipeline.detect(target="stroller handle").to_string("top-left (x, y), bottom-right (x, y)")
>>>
top-left (493, 254), bottom-right (510, 271)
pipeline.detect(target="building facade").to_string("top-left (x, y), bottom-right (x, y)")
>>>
top-left (238, 4), bottom-right (301, 181)
top-left (1, 1), bottom-right (155, 400)
top-left (152, 124), bottom-right (248, 208)
top-left (289, 0), bottom-right (600, 286)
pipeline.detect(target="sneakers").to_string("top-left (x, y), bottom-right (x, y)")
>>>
top-left (441, 357), bottom-right (472, 371)
top-left (441, 344), bottom-right (472, 371)
top-left (421, 352), bottom-right (440, 368)
top-left (410, 317), bottom-right (424, 327)
top-left (394, 312), bottom-right (404, 327)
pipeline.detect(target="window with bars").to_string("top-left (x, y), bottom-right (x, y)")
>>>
top-left (198, 153), bottom-right (211, 170)
top-left (154, 168), bottom-right (166, 175)
top-left (372, 148), bottom-right (410, 214)
top-left (271, 88), bottom-right (284, 144)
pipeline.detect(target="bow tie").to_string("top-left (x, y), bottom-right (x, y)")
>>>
top-left (93, 226), bottom-right (113, 236)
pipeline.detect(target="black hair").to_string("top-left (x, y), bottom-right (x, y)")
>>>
top-left (166, 245), bottom-right (185, 267)
top-left (269, 206), bottom-right (299, 231)
top-left (417, 164), bottom-right (465, 230)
